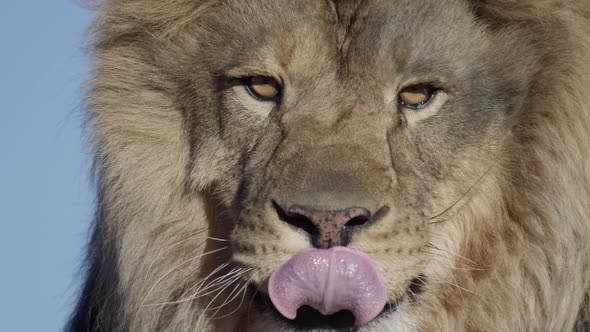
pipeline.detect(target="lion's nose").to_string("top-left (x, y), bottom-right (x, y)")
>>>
top-left (272, 202), bottom-right (372, 248)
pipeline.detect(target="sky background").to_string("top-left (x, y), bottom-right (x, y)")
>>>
top-left (1, 1), bottom-right (95, 331)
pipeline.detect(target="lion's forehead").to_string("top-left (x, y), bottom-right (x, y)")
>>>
top-left (199, 0), bottom-right (483, 82)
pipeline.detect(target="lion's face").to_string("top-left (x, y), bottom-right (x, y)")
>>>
top-left (168, 0), bottom-right (536, 329)
top-left (71, 0), bottom-right (590, 330)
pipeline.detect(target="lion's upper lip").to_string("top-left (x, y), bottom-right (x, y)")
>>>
top-left (268, 246), bottom-right (388, 326)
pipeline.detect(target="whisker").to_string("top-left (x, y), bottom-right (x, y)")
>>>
top-left (415, 264), bottom-right (487, 272)
top-left (143, 232), bottom-right (209, 291)
top-left (207, 236), bottom-right (229, 242)
top-left (208, 280), bottom-right (245, 314)
top-left (196, 269), bottom-right (247, 298)
top-left (418, 250), bottom-right (479, 271)
top-left (141, 264), bottom-right (243, 307)
top-left (185, 262), bottom-right (231, 295)
top-left (427, 160), bottom-right (497, 224)
top-left (211, 271), bottom-right (259, 320)
top-left (139, 247), bottom-right (228, 308)
top-left (201, 272), bottom-right (247, 316)
top-left (184, 265), bottom-right (242, 301)
top-left (421, 271), bottom-right (479, 298)
top-left (426, 243), bottom-right (479, 265)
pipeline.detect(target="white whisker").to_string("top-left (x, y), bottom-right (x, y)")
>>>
top-left (207, 236), bottom-right (229, 242)
top-left (212, 270), bottom-right (259, 320)
top-left (201, 272), bottom-right (246, 315)
top-left (140, 264), bottom-right (243, 307)
top-left (139, 247), bottom-right (228, 308)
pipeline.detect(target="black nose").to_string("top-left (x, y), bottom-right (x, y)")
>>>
top-left (272, 201), bottom-right (372, 248)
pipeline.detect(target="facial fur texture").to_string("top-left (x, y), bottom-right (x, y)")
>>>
top-left (70, 1), bottom-right (590, 331)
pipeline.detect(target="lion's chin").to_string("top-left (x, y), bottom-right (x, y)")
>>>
top-left (249, 275), bottom-right (426, 331)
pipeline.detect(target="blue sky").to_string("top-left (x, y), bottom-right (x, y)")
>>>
top-left (0, 1), bottom-right (95, 331)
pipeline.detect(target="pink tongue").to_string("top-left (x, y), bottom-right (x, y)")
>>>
top-left (268, 247), bottom-right (387, 326)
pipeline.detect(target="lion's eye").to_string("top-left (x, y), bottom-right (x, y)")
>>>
top-left (398, 84), bottom-right (436, 109)
top-left (245, 77), bottom-right (281, 101)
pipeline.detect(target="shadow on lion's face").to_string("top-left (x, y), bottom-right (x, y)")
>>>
top-left (170, 0), bottom-right (537, 329)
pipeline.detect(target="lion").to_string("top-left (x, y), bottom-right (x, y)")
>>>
top-left (68, 0), bottom-right (590, 331)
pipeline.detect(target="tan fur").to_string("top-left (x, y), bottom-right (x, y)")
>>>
top-left (70, 1), bottom-right (590, 331)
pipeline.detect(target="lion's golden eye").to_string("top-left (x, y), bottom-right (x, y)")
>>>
top-left (245, 77), bottom-right (281, 101)
top-left (398, 84), bottom-right (436, 109)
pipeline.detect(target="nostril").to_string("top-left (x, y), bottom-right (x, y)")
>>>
top-left (272, 200), bottom-right (319, 237)
top-left (345, 215), bottom-right (370, 227)
top-left (272, 201), bottom-right (377, 248)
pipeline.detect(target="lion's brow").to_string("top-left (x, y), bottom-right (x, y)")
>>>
top-left (326, 0), bottom-right (366, 61)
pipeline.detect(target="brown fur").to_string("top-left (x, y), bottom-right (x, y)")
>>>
top-left (70, 1), bottom-right (590, 331)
